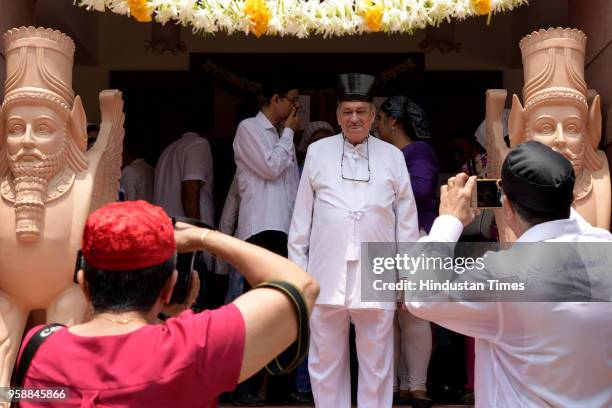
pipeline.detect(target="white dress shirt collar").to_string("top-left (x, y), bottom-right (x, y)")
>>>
top-left (516, 218), bottom-right (581, 243)
top-left (255, 111), bottom-right (277, 131)
top-left (342, 135), bottom-right (369, 158)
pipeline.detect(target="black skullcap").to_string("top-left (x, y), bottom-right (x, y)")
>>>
top-left (338, 73), bottom-right (375, 102)
top-left (501, 141), bottom-right (575, 213)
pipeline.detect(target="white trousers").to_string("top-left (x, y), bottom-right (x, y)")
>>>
top-left (309, 305), bottom-right (395, 408)
top-left (393, 308), bottom-right (432, 391)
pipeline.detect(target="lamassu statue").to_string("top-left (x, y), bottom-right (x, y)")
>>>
top-left (486, 28), bottom-right (610, 241)
top-left (0, 27), bottom-right (124, 385)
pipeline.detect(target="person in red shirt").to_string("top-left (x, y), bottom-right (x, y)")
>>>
top-left (17, 200), bottom-right (319, 407)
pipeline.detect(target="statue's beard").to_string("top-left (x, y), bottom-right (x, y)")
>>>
top-left (6, 142), bottom-right (67, 243)
top-left (8, 144), bottom-right (67, 181)
top-left (552, 146), bottom-right (583, 176)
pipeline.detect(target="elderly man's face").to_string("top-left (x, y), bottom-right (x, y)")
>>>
top-left (5, 105), bottom-right (67, 179)
top-left (526, 103), bottom-right (585, 175)
top-left (337, 101), bottom-right (375, 144)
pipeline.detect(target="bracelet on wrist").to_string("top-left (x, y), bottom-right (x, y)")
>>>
top-left (200, 229), bottom-right (213, 248)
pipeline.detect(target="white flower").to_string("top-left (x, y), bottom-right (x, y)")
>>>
top-left (454, 2), bottom-right (469, 20)
top-left (211, 2), bottom-right (236, 33)
top-left (150, 0), bottom-right (179, 24)
top-left (176, 0), bottom-right (197, 25)
top-left (107, 0), bottom-right (130, 15)
top-left (192, 8), bottom-right (217, 33)
top-left (267, 15), bottom-right (284, 35)
top-left (76, 0), bottom-right (106, 12)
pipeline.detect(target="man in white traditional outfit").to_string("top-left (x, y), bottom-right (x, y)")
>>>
top-left (408, 141), bottom-right (612, 407)
top-left (289, 73), bottom-right (419, 408)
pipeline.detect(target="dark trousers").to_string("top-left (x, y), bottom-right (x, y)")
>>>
top-left (234, 230), bottom-right (296, 400)
top-left (246, 230), bottom-right (289, 257)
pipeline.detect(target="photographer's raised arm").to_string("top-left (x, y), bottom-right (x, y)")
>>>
top-left (174, 224), bottom-right (319, 382)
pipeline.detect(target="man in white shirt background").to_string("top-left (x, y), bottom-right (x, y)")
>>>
top-left (153, 129), bottom-right (215, 308)
top-left (408, 141), bottom-right (612, 407)
top-left (233, 79), bottom-right (300, 253)
top-left (120, 139), bottom-right (155, 202)
top-left (289, 73), bottom-right (420, 408)
top-left (232, 79), bottom-right (301, 406)
top-left (154, 130), bottom-right (214, 226)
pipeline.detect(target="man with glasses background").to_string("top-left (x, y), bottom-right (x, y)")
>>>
top-left (289, 73), bottom-right (420, 408)
top-left (232, 78), bottom-right (301, 406)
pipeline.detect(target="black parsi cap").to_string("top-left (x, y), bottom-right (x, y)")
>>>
top-left (338, 73), bottom-right (376, 102)
top-left (501, 141), bottom-right (575, 212)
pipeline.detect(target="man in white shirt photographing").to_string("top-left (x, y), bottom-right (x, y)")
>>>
top-left (289, 73), bottom-right (419, 408)
top-left (408, 141), bottom-right (612, 407)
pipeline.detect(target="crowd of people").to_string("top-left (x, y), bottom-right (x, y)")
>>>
top-left (16, 73), bottom-right (612, 408)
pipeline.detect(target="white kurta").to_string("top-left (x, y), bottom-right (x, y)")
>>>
top-left (233, 112), bottom-right (300, 240)
top-left (289, 133), bottom-right (419, 309)
top-left (409, 215), bottom-right (612, 408)
top-left (120, 158), bottom-right (154, 202)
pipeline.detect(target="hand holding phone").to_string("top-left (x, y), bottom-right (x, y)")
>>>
top-left (439, 173), bottom-right (477, 227)
top-left (472, 179), bottom-right (502, 209)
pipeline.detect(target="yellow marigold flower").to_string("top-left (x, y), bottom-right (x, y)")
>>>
top-left (243, 0), bottom-right (271, 37)
top-left (361, 1), bottom-right (384, 32)
top-left (472, 0), bottom-right (492, 16)
top-left (128, 0), bottom-right (152, 22)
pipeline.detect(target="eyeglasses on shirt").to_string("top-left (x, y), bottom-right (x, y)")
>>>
top-left (341, 134), bottom-right (371, 183)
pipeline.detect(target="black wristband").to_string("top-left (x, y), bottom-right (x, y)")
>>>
top-left (254, 280), bottom-right (310, 375)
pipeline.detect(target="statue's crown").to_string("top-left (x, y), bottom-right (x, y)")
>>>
top-left (3, 27), bottom-right (75, 111)
top-left (519, 27), bottom-right (588, 111)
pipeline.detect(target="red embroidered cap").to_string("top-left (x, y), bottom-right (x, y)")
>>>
top-left (82, 200), bottom-right (176, 271)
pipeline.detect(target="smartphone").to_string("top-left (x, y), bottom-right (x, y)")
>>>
top-left (472, 179), bottom-right (502, 209)
top-left (73, 249), bottom-right (83, 284)
top-left (170, 252), bottom-right (196, 304)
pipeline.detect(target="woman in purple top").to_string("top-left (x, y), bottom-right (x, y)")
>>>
top-left (376, 95), bottom-right (437, 408)
top-left (377, 96), bottom-right (439, 233)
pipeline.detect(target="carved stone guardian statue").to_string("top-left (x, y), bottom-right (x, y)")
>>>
top-left (486, 28), bottom-right (610, 241)
top-left (0, 27), bottom-right (124, 385)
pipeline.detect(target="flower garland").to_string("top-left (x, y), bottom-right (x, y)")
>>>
top-left (76, 0), bottom-right (528, 38)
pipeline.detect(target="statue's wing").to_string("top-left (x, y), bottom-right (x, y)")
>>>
top-left (485, 89), bottom-right (516, 242)
top-left (485, 90), bottom-right (509, 179)
top-left (87, 90), bottom-right (125, 212)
